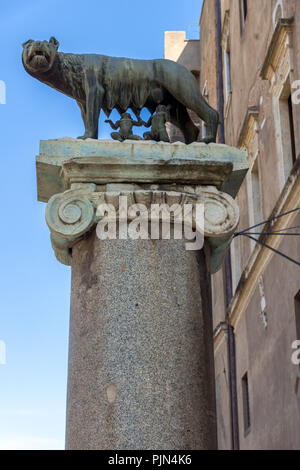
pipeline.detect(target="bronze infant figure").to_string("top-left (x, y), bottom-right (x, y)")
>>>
top-left (105, 113), bottom-right (143, 142)
top-left (22, 37), bottom-right (219, 144)
top-left (143, 105), bottom-right (170, 143)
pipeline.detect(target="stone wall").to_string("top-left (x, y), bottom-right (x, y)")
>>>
top-left (165, 0), bottom-right (300, 450)
top-left (199, 0), bottom-right (300, 449)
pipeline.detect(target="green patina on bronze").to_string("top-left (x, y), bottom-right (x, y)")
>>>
top-left (22, 37), bottom-right (219, 144)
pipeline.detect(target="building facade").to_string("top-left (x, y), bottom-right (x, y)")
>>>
top-left (165, 0), bottom-right (300, 450)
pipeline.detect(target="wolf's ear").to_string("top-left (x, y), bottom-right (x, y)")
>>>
top-left (49, 37), bottom-right (59, 49)
top-left (22, 39), bottom-right (34, 48)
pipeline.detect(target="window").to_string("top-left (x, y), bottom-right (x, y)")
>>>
top-left (201, 81), bottom-right (208, 139)
top-left (240, 0), bottom-right (248, 33)
top-left (288, 94), bottom-right (297, 165)
top-left (279, 81), bottom-right (297, 181)
top-left (261, 20), bottom-right (295, 188)
top-left (247, 155), bottom-right (263, 250)
top-left (250, 158), bottom-right (263, 229)
top-left (222, 11), bottom-right (232, 108)
top-left (295, 291), bottom-right (300, 341)
top-left (230, 235), bottom-right (241, 294)
top-left (242, 373), bottom-right (251, 434)
top-left (224, 45), bottom-right (232, 99)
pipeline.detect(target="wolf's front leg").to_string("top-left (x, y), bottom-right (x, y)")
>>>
top-left (78, 80), bottom-right (104, 140)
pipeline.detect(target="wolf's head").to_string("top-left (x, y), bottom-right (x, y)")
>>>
top-left (22, 37), bottom-right (59, 74)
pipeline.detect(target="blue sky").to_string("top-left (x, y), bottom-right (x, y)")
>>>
top-left (0, 0), bottom-right (203, 450)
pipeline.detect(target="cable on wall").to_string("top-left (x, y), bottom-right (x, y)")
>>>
top-left (233, 207), bottom-right (300, 267)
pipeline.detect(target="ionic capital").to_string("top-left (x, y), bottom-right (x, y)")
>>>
top-left (46, 184), bottom-right (239, 271)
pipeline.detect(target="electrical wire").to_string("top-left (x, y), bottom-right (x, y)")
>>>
top-left (233, 207), bottom-right (300, 267)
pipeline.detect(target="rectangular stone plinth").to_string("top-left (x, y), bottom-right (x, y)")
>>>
top-left (36, 138), bottom-right (248, 203)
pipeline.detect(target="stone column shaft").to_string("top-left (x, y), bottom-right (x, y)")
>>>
top-left (66, 233), bottom-right (217, 450)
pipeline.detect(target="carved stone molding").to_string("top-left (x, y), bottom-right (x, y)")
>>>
top-left (45, 183), bottom-right (239, 271)
top-left (46, 184), bottom-right (97, 265)
top-left (46, 188), bottom-right (95, 239)
top-left (261, 18), bottom-right (294, 97)
top-left (39, 140), bottom-right (247, 272)
top-left (238, 106), bottom-right (260, 170)
top-left (221, 10), bottom-right (230, 50)
top-left (36, 140), bottom-right (248, 202)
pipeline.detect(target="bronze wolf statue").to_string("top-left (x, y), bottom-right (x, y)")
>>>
top-left (22, 37), bottom-right (219, 144)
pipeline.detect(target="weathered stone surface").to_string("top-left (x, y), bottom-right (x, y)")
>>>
top-left (45, 184), bottom-right (240, 272)
top-left (66, 232), bottom-right (217, 450)
top-left (37, 140), bottom-right (247, 202)
top-left (61, 156), bottom-right (233, 188)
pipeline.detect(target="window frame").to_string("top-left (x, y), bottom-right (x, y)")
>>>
top-left (240, 0), bottom-right (248, 34)
top-left (242, 372), bottom-right (251, 435)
